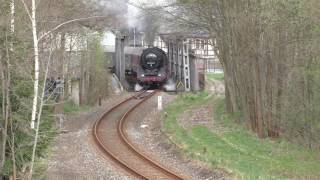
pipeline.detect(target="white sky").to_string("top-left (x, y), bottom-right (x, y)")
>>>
top-left (102, 32), bottom-right (116, 46)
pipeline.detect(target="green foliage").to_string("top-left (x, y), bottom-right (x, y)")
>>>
top-left (0, 34), bottom-right (55, 177)
top-left (285, 57), bottom-right (320, 147)
top-left (1, 0), bottom-right (113, 178)
top-left (87, 33), bottom-right (110, 105)
top-left (163, 93), bottom-right (320, 179)
top-left (2, 108), bottom-right (57, 177)
top-left (1, 71), bottom-right (57, 176)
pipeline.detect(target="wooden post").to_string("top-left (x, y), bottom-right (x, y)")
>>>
top-left (158, 96), bottom-right (162, 111)
top-left (98, 95), bottom-right (102, 106)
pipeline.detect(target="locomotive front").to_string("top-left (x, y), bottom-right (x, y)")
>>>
top-left (137, 47), bottom-right (168, 87)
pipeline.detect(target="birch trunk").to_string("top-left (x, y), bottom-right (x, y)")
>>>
top-left (30, 0), bottom-right (39, 129)
top-left (28, 48), bottom-right (53, 180)
top-left (29, 0), bottom-right (41, 176)
top-left (10, 1), bottom-right (17, 178)
top-left (10, 0), bottom-right (15, 50)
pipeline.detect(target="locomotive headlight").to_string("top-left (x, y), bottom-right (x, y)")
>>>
top-left (158, 73), bottom-right (162, 77)
top-left (141, 74), bottom-right (145, 77)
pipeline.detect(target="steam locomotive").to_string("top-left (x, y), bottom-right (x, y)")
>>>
top-left (125, 47), bottom-right (169, 90)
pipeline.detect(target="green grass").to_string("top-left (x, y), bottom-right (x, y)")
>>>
top-left (63, 100), bottom-right (90, 113)
top-left (206, 73), bottom-right (224, 81)
top-left (163, 93), bottom-right (320, 179)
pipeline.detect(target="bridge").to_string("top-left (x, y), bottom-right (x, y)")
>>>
top-left (103, 31), bottom-right (222, 92)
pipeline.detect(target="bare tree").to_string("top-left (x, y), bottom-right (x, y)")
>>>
top-left (153, 0), bottom-right (320, 145)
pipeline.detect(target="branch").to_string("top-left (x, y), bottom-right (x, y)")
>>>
top-left (128, 1), bottom-right (202, 31)
top-left (37, 16), bottom-right (108, 42)
top-left (127, 1), bottom-right (179, 11)
top-left (20, 0), bottom-right (32, 21)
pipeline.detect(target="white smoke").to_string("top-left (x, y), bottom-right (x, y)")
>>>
top-left (134, 83), bottom-right (144, 91)
top-left (163, 79), bottom-right (176, 91)
top-left (127, 0), bottom-right (174, 29)
top-left (127, 1), bottom-right (140, 28)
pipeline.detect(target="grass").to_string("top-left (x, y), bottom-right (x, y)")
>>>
top-left (63, 100), bottom-right (90, 113)
top-left (206, 73), bottom-right (224, 81)
top-left (163, 93), bottom-right (320, 179)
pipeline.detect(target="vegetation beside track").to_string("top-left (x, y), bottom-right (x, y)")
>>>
top-left (2, 105), bottom-right (57, 178)
top-left (63, 100), bottom-right (91, 114)
top-left (206, 73), bottom-right (224, 82)
top-left (162, 92), bottom-right (320, 179)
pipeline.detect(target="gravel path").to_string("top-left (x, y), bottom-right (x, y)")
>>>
top-left (46, 93), bottom-right (133, 180)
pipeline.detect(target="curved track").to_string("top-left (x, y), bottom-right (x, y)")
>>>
top-left (92, 91), bottom-right (185, 180)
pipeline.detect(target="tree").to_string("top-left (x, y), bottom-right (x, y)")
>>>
top-left (0, 0), bottom-right (125, 178)
top-left (162, 0), bottom-right (320, 146)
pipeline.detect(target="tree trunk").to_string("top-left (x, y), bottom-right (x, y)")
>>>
top-left (9, 1), bottom-right (17, 178)
top-left (0, 58), bottom-right (7, 175)
top-left (266, 58), bottom-right (275, 137)
top-left (30, 0), bottom-right (40, 129)
top-left (255, 60), bottom-right (265, 138)
top-left (29, 45), bottom-right (53, 180)
top-left (59, 33), bottom-right (65, 100)
top-left (10, 123), bottom-right (16, 180)
top-left (29, 0), bottom-right (40, 177)
top-left (65, 34), bottom-right (74, 99)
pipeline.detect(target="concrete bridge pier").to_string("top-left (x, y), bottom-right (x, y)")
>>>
top-left (167, 39), bottom-right (192, 92)
top-left (115, 34), bottom-right (127, 89)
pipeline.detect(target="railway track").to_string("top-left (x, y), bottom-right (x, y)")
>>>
top-left (92, 91), bottom-right (185, 180)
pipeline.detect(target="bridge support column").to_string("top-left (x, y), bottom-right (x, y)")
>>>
top-left (182, 41), bottom-right (191, 92)
top-left (115, 35), bottom-right (126, 88)
top-left (167, 39), bottom-right (191, 92)
top-left (189, 55), bottom-right (200, 91)
top-left (177, 41), bottom-right (182, 83)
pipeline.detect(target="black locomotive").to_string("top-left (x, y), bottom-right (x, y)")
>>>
top-left (125, 47), bottom-right (169, 89)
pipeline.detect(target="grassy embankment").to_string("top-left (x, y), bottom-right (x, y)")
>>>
top-left (162, 73), bottom-right (320, 179)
